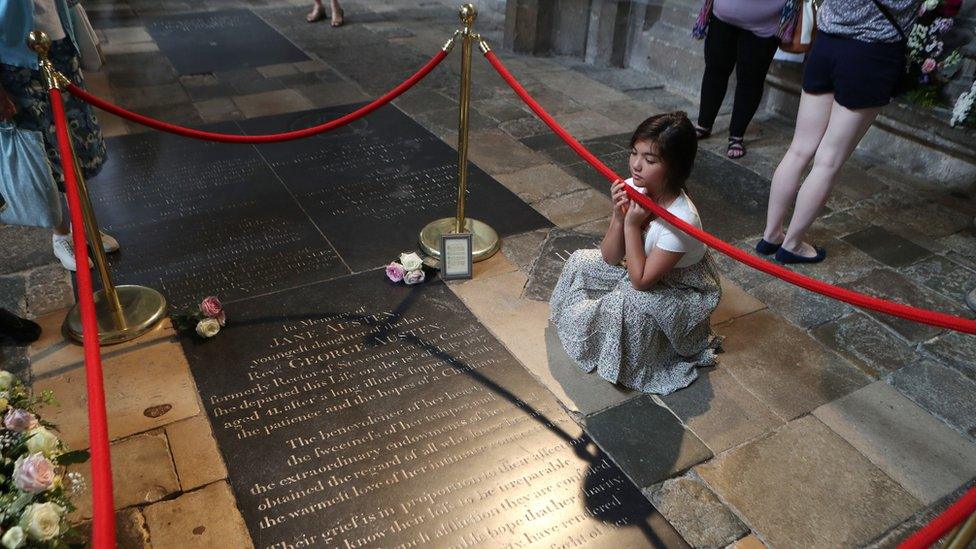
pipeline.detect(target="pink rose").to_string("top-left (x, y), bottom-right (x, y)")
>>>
top-left (199, 296), bottom-right (222, 318)
top-left (404, 269), bottom-right (425, 285)
top-left (13, 453), bottom-right (55, 493)
top-left (922, 58), bottom-right (937, 74)
top-left (386, 262), bottom-right (405, 283)
top-left (4, 408), bottom-right (38, 432)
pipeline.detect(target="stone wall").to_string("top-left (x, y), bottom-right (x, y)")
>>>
top-left (502, 0), bottom-right (976, 192)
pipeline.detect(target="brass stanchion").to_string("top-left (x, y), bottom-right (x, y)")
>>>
top-left (29, 32), bottom-right (167, 345)
top-left (419, 4), bottom-right (500, 262)
top-left (946, 510), bottom-right (976, 549)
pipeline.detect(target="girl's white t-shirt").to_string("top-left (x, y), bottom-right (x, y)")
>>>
top-left (625, 178), bottom-right (706, 268)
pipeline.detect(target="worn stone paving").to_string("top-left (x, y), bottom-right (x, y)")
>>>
top-left (2, 0), bottom-right (975, 547)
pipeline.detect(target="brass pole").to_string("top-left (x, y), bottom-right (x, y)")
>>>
top-left (946, 510), bottom-right (976, 549)
top-left (454, 7), bottom-right (475, 234)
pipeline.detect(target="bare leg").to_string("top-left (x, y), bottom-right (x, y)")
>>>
top-left (307, 0), bottom-right (325, 22)
top-left (781, 101), bottom-right (881, 256)
top-left (763, 91), bottom-right (833, 244)
top-left (330, 0), bottom-right (343, 26)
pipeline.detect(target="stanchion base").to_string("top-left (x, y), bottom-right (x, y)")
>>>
top-left (64, 285), bottom-right (168, 346)
top-left (419, 217), bottom-right (499, 262)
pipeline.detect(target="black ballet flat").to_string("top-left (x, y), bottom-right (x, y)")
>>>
top-left (755, 239), bottom-right (781, 256)
top-left (775, 246), bottom-right (826, 264)
top-left (0, 308), bottom-right (42, 344)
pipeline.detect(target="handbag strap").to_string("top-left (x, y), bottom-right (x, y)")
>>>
top-left (868, 0), bottom-right (908, 41)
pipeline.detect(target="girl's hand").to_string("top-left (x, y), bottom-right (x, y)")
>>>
top-left (624, 199), bottom-right (653, 229)
top-left (610, 180), bottom-right (630, 220)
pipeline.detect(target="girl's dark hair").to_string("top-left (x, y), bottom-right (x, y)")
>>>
top-left (629, 111), bottom-right (697, 195)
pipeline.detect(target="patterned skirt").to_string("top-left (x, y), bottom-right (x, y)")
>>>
top-left (549, 249), bottom-right (723, 395)
top-left (0, 39), bottom-right (107, 191)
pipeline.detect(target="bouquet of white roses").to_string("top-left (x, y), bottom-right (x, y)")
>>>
top-left (0, 370), bottom-right (88, 548)
top-left (385, 252), bottom-right (427, 285)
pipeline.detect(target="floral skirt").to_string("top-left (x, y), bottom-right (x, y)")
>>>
top-left (549, 249), bottom-right (723, 395)
top-left (0, 39), bottom-right (106, 191)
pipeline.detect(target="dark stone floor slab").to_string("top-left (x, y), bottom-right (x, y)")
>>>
top-left (182, 273), bottom-right (688, 548)
top-left (685, 150), bottom-right (770, 243)
top-left (238, 105), bottom-right (552, 271)
top-left (544, 323), bottom-right (638, 416)
top-left (90, 123), bottom-right (348, 309)
top-left (842, 226), bottom-right (932, 268)
top-left (524, 230), bottom-right (602, 302)
top-left (921, 332), bottom-right (976, 383)
top-left (585, 396), bottom-right (712, 488)
top-left (901, 254), bottom-right (976, 305)
top-left (888, 360), bottom-right (976, 441)
top-left (811, 313), bottom-right (917, 379)
top-left (146, 10), bottom-right (309, 75)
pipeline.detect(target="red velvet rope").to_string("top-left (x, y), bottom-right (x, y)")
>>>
top-left (484, 50), bottom-right (976, 335)
top-left (899, 486), bottom-right (976, 548)
top-left (66, 49), bottom-right (448, 143)
top-left (49, 88), bottom-right (116, 549)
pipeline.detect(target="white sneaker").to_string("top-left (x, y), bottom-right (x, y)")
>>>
top-left (52, 234), bottom-right (93, 272)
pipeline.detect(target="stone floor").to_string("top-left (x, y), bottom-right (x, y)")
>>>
top-left (2, 0), bottom-right (976, 547)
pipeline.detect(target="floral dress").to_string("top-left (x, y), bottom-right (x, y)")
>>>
top-left (0, 39), bottom-right (106, 190)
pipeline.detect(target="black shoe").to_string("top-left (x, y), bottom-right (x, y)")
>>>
top-left (775, 245), bottom-right (826, 264)
top-left (0, 309), bottom-right (42, 344)
top-left (755, 238), bottom-right (781, 256)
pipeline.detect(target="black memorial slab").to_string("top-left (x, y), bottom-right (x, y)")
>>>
top-left (146, 10), bottom-right (309, 75)
top-left (89, 123), bottom-right (348, 309)
top-left (524, 230), bottom-right (602, 302)
top-left (182, 273), bottom-right (688, 548)
top-left (238, 104), bottom-right (553, 271)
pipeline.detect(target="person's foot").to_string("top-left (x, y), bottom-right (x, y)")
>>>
top-left (755, 238), bottom-right (782, 255)
top-left (0, 308), bottom-right (42, 344)
top-left (52, 234), bottom-right (93, 272)
top-left (99, 231), bottom-right (120, 253)
top-left (727, 136), bottom-right (746, 159)
top-left (306, 4), bottom-right (325, 22)
top-left (694, 124), bottom-right (711, 140)
top-left (775, 242), bottom-right (826, 264)
top-left (966, 288), bottom-right (976, 313)
top-left (330, 6), bottom-right (344, 27)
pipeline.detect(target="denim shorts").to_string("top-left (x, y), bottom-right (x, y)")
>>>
top-left (802, 31), bottom-right (906, 110)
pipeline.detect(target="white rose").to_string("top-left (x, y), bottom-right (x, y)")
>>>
top-left (25, 427), bottom-right (60, 457)
top-left (1, 526), bottom-right (25, 549)
top-left (923, 0), bottom-right (938, 10)
top-left (399, 252), bottom-right (423, 271)
top-left (19, 502), bottom-right (62, 541)
top-left (195, 318), bottom-right (221, 338)
top-left (0, 371), bottom-right (16, 390)
top-left (403, 269), bottom-right (426, 285)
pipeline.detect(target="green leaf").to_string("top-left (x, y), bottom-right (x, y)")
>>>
top-left (57, 450), bottom-right (90, 465)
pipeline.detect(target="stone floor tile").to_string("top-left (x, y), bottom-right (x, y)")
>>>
top-left (750, 278), bottom-right (852, 329)
top-left (523, 229), bottom-right (602, 302)
top-left (127, 103), bottom-right (203, 131)
top-left (842, 226), bottom-right (933, 268)
top-left (69, 432), bottom-right (180, 519)
top-left (843, 269), bottom-right (969, 344)
top-left (471, 95), bottom-right (530, 123)
top-left (553, 109), bottom-right (627, 141)
top-left (900, 254), bottom-right (976, 305)
top-left (467, 129), bottom-right (549, 175)
top-left (112, 83), bottom-right (190, 110)
top-left (393, 88), bottom-right (455, 115)
top-left (711, 240), bottom-right (773, 292)
top-left (25, 264), bottom-right (72, 317)
top-left (660, 367), bottom-right (783, 455)
top-left (293, 59), bottom-right (329, 73)
top-left (863, 480), bottom-right (975, 548)
top-left (143, 481), bottom-right (253, 548)
top-left (586, 397), bottom-right (712, 488)
top-left (75, 508), bottom-right (151, 549)
top-left (194, 97), bottom-right (244, 123)
top-left (717, 310), bottom-right (870, 420)
top-left (501, 228), bottom-right (550, 275)
top-left (256, 62), bottom-right (298, 78)
top-left (0, 224), bottom-right (59, 276)
top-left (897, 202), bottom-right (972, 239)
top-left (101, 41), bottom-right (160, 55)
top-left (572, 215), bottom-right (612, 236)
top-left (102, 26), bottom-right (153, 44)
top-left (531, 188), bottom-right (613, 229)
top-left (888, 359), bottom-right (976, 441)
top-left (813, 381), bottom-right (976, 504)
top-left (644, 475), bottom-right (748, 549)
top-left (728, 534), bottom-right (767, 549)
top-left (810, 313), bottom-right (916, 378)
top-left (543, 322), bottom-right (637, 416)
top-left (696, 415), bottom-right (921, 549)
top-left (533, 69), bottom-right (632, 106)
top-left (921, 331), bottom-right (976, 382)
top-left (710, 276), bottom-right (766, 326)
top-left (166, 414), bottom-right (228, 491)
top-left (500, 116), bottom-right (551, 139)
top-left (232, 89), bottom-right (315, 118)
top-left (33, 323), bottom-right (200, 449)
top-left (295, 81), bottom-right (369, 109)
top-left (493, 164), bottom-right (591, 205)
top-left (784, 230), bottom-right (885, 285)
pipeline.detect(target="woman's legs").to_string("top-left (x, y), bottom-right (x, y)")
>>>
top-left (780, 101), bottom-right (881, 256)
top-left (307, 0), bottom-right (325, 22)
top-left (331, 0), bottom-right (343, 26)
top-left (763, 91), bottom-right (833, 244)
top-left (727, 32), bottom-right (779, 157)
top-left (697, 17), bottom-right (738, 135)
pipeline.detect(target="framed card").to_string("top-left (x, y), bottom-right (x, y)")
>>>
top-left (440, 233), bottom-right (473, 280)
